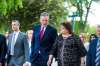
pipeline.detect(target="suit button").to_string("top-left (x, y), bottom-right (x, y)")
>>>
top-left (39, 50), bottom-right (41, 54)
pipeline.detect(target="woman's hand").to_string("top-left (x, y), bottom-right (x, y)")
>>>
top-left (0, 63), bottom-right (2, 66)
top-left (81, 57), bottom-right (85, 66)
top-left (5, 63), bottom-right (7, 66)
top-left (47, 55), bottom-right (53, 66)
top-left (47, 59), bottom-right (52, 66)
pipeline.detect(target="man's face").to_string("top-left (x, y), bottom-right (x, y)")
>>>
top-left (11, 22), bottom-right (19, 31)
top-left (40, 16), bottom-right (49, 25)
top-left (96, 27), bottom-right (100, 36)
top-left (27, 30), bottom-right (33, 39)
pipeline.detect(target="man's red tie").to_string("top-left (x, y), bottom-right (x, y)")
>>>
top-left (39, 26), bottom-right (44, 41)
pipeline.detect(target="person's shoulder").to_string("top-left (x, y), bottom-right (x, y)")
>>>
top-left (0, 34), bottom-right (3, 36)
top-left (0, 34), bottom-right (6, 40)
top-left (48, 25), bottom-right (57, 31)
top-left (72, 34), bottom-right (79, 39)
top-left (20, 32), bottom-right (28, 39)
top-left (8, 33), bottom-right (13, 36)
top-left (89, 38), bottom-right (98, 47)
top-left (90, 38), bottom-right (98, 43)
top-left (33, 25), bottom-right (40, 29)
top-left (0, 34), bottom-right (5, 38)
top-left (57, 34), bottom-right (63, 40)
top-left (19, 32), bottom-right (26, 36)
top-left (31, 25), bottom-right (40, 31)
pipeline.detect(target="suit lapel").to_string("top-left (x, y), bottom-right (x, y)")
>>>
top-left (8, 33), bottom-right (13, 49)
top-left (38, 25), bottom-right (41, 41)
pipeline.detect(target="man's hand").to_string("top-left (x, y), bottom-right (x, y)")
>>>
top-left (81, 63), bottom-right (85, 66)
top-left (81, 57), bottom-right (85, 66)
top-left (5, 63), bottom-right (7, 66)
top-left (47, 55), bottom-right (53, 66)
top-left (23, 63), bottom-right (29, 66)
top-left (23, 63), bottom-right (30, 66)
top-left (47, 59), bottom-right (52, 66)
top-left (0, 63), bottom-right (2, 66)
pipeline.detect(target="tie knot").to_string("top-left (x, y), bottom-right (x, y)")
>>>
top-left (13, 33), bottom-right (16, 35)
top-left (41, 26), bottom-right (45, 31)
top-left (13, 33), bottom-right (16, 38)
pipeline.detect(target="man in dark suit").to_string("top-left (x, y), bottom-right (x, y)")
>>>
top-left (86, 25), bottom-right (100, 66)
top-left (30, 12), bottom-right (57, 66)
top-left (7, 20), bottom-right (30, 66)
top-left (0, 34), bottom-right (7, 66)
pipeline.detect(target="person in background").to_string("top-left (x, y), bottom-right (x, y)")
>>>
top-left (4, 31), bottom-right (10, 66)
top-left (89, 34), bottom-right (97, 43)
top-left (85, 34), bottom-right (97, 51)
top-left (80, 33), bottom-right (86, 66)
top-left (47, 22), bottom-right (87, 66)
top-left (4, 31), bottom-right (10, 45)
top-left (7, 20), bottom-right (30, 66)
top-left (86, 25), bottom-right (100, 66)
top-left (81, 34), bottom-right (97, 66)
top-left (0, 34), bottom-right (7, 66)
top-left (79, 33), bottom-right (86, 43)
top-left (30, 12), bottom-right (57, 66)
top-left (26, 30), bottom-right (33, 55)
top-left (5, 31), bottom-right (9, 39)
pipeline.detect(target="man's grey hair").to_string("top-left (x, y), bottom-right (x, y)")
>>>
top-left (40, 12), bottom-right (49, 17)
top-left (12, 20), bottom-right (20, 26)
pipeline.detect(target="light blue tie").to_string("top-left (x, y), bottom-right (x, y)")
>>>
top-left (96, 39), bottom-right (100, 66)
top-left (10, 33), bottom-right (16, 55)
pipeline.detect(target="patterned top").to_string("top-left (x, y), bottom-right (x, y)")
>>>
top-left (50, 34), bottom-right (87, 66)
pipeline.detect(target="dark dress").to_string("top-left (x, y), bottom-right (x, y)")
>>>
top-left (0, 34), bottom-right (7, 66)
top-left (50, 34), bottom-right (87, 66)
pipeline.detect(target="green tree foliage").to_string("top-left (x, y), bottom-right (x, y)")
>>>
top-left (0, 0), bottom-right (67, 32)
top-left (0, 0), bottom-right (23, 15)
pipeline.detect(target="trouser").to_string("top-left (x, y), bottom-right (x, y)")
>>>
top-left (8, 56), bottom-right (23, 66)
top-left (31, 54), bottom-right (48, 66)
top-left (31, 62), bottom-right (47, 66)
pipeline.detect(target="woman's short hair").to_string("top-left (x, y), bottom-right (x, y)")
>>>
top-left (61, 22), bottom-right (73, 34)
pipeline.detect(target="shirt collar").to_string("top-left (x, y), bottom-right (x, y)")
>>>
top-left (13, 31), bottom-right (20, 35)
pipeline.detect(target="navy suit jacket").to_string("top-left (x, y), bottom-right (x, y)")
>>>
top-left (86, 38), bottom-right (98, 66)
top-left (0, 34), bottom-right (7, 63)
top-left (30, 25), bottom-right (57, 64)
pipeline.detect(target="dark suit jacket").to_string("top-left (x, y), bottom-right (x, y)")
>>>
top-left (50, 34), bottom-right (87, 66)
top-left (30, 25), bottom-right (57, 65)
top-left (86, 38), bottom-right (98, 66)
top-left (0, 34), bottom-right (7, 63)
top-left (7, 32), bottom-right (29, 64)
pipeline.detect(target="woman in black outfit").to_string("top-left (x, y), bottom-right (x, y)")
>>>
top-left (47, 22), bottom-right (87, 66)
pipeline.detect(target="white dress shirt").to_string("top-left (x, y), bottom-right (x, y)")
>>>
top-left (28, 39), bottom-right (31, 55)
top-left (40, 25), bottom-right (47, 34)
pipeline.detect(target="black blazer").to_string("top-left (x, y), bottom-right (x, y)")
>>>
top-left (0, 34), bottom-right (7, 63)
top-left (50, 34), bottom-right (87, 66)
top-left (30, 25), bottom-right (57, 64)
